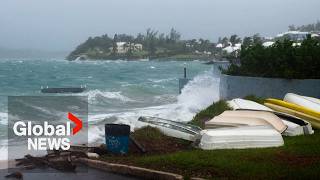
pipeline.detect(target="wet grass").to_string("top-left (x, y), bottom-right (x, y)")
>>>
top-left (243, 95), bottom-right (266, 104)
top-left (189, 100), bottom-right (231, 128)
top-left (100, 130), bottom-right (320, 179)
top-left (121, 131), bottom-right (320, 179)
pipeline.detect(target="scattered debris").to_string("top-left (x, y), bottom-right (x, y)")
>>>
top-left (87, 152), bottom-right (100, 159)
top-left (5, 171), bottom-right (23, 179)
top-left (130, 136), bottom-right (147, 154)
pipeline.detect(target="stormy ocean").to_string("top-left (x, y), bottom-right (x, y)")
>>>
top-left (0, 59), bottom-right (221, 159)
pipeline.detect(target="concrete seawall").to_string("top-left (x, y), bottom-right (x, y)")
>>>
top-left (219, 74), bottom-right (320, 100)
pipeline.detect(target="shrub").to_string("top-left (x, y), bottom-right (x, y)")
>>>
top-left (224, 37), bottom-right (320, 79)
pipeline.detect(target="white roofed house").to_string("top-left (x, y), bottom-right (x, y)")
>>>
top-left (115, 42), bottom-right (127, 54)
top-left (134, 43), bottom-right (143, 51)
top-left (223, 44), bottom-right (241, 53)
top-left (110, 42), bottom-right (143, 54)
top-left (216, 43), bottom-right (223, 48)
top-left (262, 41), bottom-right (275, 47)
top-left (276, 31), bottom-right (310, 41)
top-left (222, 43), bottom-right (241, 57)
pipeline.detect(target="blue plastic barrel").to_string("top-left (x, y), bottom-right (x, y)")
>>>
top-left (105, 124), bottom-right (130, 154)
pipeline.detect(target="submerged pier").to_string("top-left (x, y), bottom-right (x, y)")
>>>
top-left (41, 86), bottom-right (86, 93)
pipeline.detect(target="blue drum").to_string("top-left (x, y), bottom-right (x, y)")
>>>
top-left (105, 124), bottom-right (130, 154)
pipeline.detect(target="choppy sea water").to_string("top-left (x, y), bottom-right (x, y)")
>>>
top-left (0, 59), bottom-right (221, 160)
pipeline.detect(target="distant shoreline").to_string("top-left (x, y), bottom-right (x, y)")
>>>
top-left (70, 54), bottom-right (224, 61)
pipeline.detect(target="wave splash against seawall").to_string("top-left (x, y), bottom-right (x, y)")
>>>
top-left (87, 70), bottom-right (220, 143)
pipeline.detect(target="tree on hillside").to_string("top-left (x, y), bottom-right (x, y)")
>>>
top-left (230, 35), bottom-right (241, 46)
top-left (288, 25), bottom-right (296, 31)
top-left (112, 34), bottom-right (118, 55)
top-left (169, 28), bottom-right (181, 43)
top-left (288, 21), bottom-right (320, 32)
top-left (242, 36), bottom-right (253, 49)
top-left (145, 28), bottom-right (158, 55)
top-left (252, 34), bottom-right (263, 45)
top-left (135, 33), bottom-right (145, 44)
top-left (224, 36), bottom-right (320, 79)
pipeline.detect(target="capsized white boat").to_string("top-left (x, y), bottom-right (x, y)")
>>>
top-left (284, 93), bottom-right (320, 112)
top-left (273, 111), bottom-right (314, 135)
top-left (199, 126), bottom-right (284, 150)
top-left (302, 96), bottom-right (320, 105)
top-left (205, 116), bottom-right (270, 129)
top-left (227, 98), bottom-right (312, 136)
top-left (219, 111), bottom-right (287, 133)
top-left (227, 98), bottom-right (273, 111)
top-left (138, 116), bottom-right (202, 141)
top-left (281, 120), bottom-right (304, 136)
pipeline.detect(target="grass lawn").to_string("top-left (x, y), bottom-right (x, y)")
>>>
top-left (190, 100), bottom-right (231, 128)
top-left (100, 100), bottom-right (320, 179)
top-left (140, 131), bottom-right (320, 179)
top-left (101, 131), bottom-right (320, 179)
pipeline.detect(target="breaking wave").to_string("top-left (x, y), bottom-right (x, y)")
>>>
top-left (0, 112), bottom-right (7, 125)
top-left (80, 90), bottom-right (134, 104)
top-left (86, 70), bottom-right (221, 143)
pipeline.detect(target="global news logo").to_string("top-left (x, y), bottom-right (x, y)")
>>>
top-left (12, 112), bottom-right (82, 151)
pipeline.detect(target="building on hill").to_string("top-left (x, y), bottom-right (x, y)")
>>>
top-left (134, 44), bottom-right (143, 51)
top-left (276, 31), bottom-right (309, 41)
top-left (223, 43), bottom-right (241, 54)
top-left (216, 43), bottom-right (223, 48)
top-left (116, 42), bottom-right (127, 53)
top-left (110, 42), bottom-right (143, 54)
top-left (262, 41), bottom-right (275, 47)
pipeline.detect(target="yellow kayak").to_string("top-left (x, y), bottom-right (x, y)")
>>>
top-left (264, 102), bottom-right (320, 129)
top-left (265, 99), bottom-right (320, 118)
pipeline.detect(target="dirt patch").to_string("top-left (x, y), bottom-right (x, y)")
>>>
top-left (128, 126), bottom-right (192, 155)
top-left (150, 166), bottom-right (230, 179)
top-left (100, 126), bottom-right (193, 163)
top-left (274, 151), bottom-right (320, 167)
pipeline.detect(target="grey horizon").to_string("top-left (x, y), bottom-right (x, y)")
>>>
top-left (0, 0), bottom-right (319, 52)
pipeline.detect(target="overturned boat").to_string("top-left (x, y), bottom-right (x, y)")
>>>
top-left (199, 126), bottom-right (284, 150)
top-left (273, 111), bottom-right (314, 136)
top-left (265, 99), bottom-right (320, 129)
top-left (138, 116), bottom-right (202, 141)
top-left (227, 98), bottom-right (313, 136)
top-left (228, 98), bottom-right (273, 111)
top-left (212, 110), bottom-right (287, 133)
top-left (284, 93), bottom-right (320, 112)
top-left (205, 116), bottom-right (271, 129)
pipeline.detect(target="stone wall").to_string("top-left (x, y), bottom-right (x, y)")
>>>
top-left (219, 74), bottom-right (320, 100)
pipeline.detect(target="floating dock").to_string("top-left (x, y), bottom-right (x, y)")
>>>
top-left (41, 86), bottom-right (86, 93)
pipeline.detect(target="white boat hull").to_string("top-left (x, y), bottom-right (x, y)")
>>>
top-left (218, 111), bottom-right (287, 133)
top-left (284, 93), bottom-right (320, 112)
top-left (199, 126), bottom-right (284, 150)
top-left (227, 98), bottom-right (273, 111)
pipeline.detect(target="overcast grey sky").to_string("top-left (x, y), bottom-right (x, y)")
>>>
top-left (0, 0), bottom-right (319, 51)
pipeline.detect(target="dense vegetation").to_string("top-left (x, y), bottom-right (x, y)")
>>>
top-left (67, 29), bottom-right (202, 60)
top-left (66, 28), bottom-right (249, 60)
top-left (224, 36), bottom-right (320, 79)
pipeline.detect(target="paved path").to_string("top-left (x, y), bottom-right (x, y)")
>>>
top-left (0, 165), bottom-right (137, 180)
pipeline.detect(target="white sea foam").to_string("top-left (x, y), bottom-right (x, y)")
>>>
top-left (0, 112), bottom-right (7, 125)
top-left (80, 90), bottom-right (134, 104)
top-left (0, 146), bottom-right (7, 160)
top-left (88, 126), bottom-right (105, 143)
top-left (86, 70), bottom-right (220, 143)
top-left (148, 78), bottom-right (177, 83)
